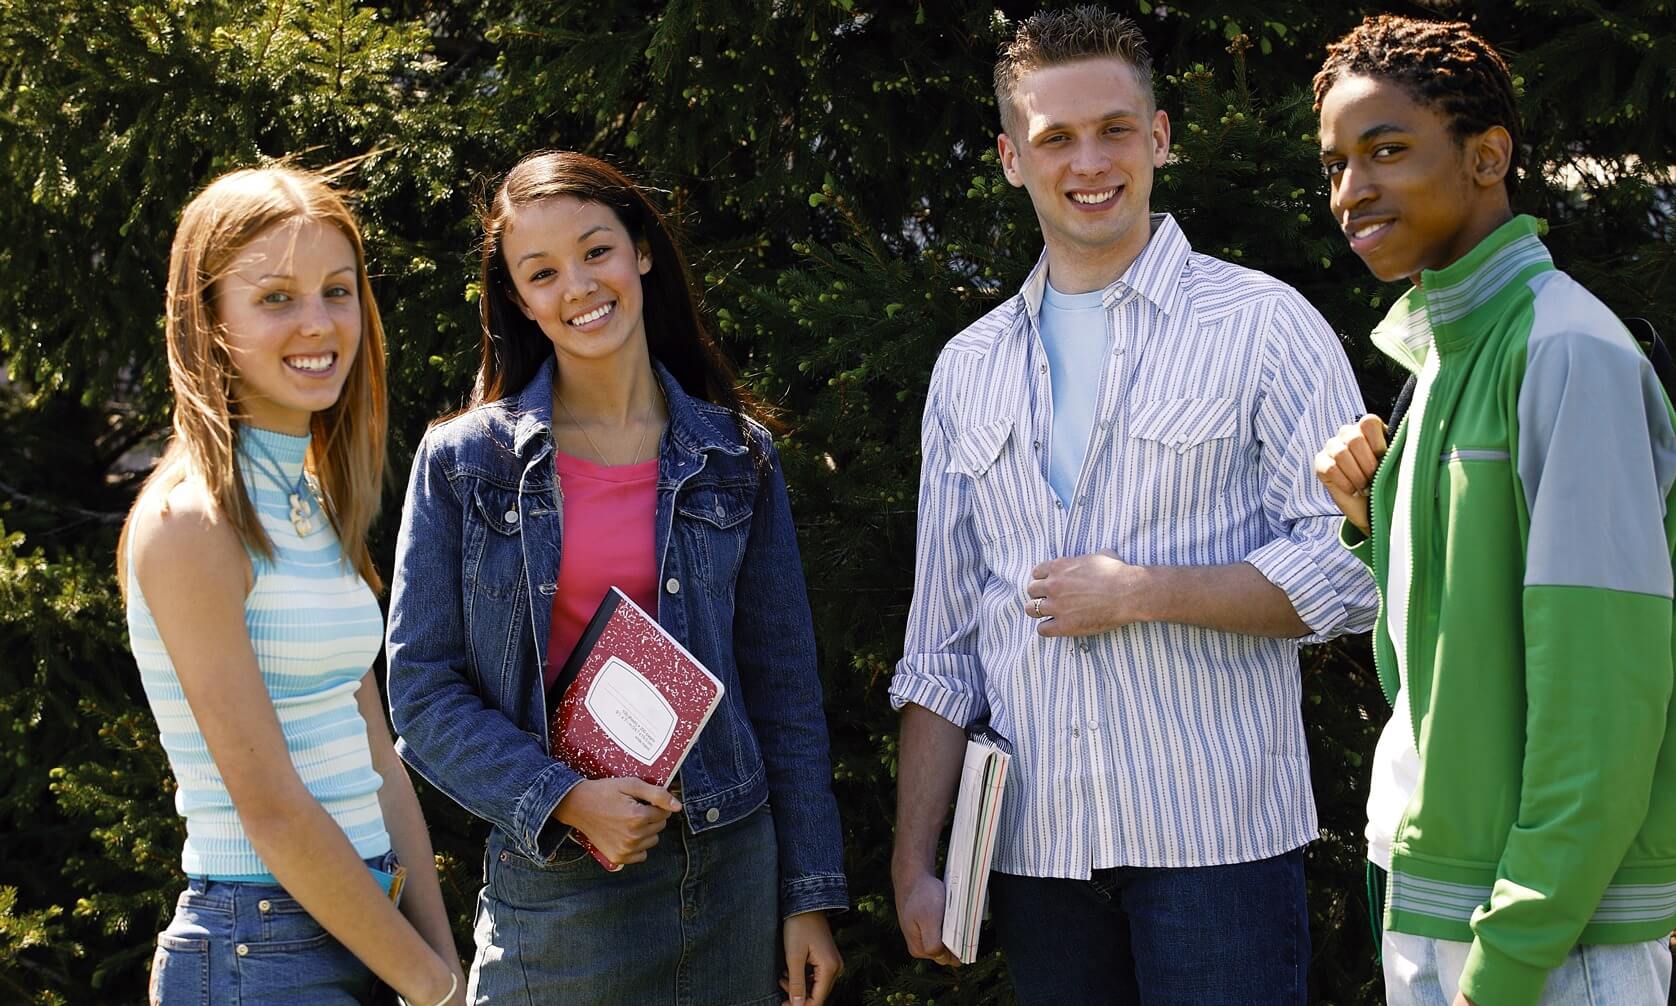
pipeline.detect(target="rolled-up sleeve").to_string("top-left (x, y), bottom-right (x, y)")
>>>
top-left (889, 362), bottom-right (990, 727)
top-left (1246, 290), bottom-right (1380, 643)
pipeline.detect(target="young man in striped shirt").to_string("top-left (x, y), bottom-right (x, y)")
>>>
top-left (889, 7), bottom-right (1377, 1003)
top-left (1313, 16), bottom-right (1676, 1006)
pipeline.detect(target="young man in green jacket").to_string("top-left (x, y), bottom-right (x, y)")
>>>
top-left (1311, 15), bottom-right (1676, 1006)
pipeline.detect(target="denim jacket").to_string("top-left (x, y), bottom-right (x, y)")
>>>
top-left (385, 357), bottom-right (847, 918)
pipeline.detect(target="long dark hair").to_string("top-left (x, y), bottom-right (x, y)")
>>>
top-left (475, 151), bottom-right (763, 451)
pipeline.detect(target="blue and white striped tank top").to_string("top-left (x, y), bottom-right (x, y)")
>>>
top-left (126, 426), bottom-right (389, 879)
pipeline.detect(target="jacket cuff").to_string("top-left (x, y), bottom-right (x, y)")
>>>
top-left (781, 873), bottom-right (849, 920)
top-left (1245, 535), bottom-right (1349, 643)
top-left (1459, 937), bottom-right (1549, 1006)
top-left (512, 758), bottom-right (586, 861)
top-left (1338, 517), bottom-right (1375, 570)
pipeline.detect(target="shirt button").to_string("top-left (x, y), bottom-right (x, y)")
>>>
top-left (666, 578), bottom-right (681, 595)
top-left (1054, 500), bottom-right (1064, 510)
top-left (705, 807), bottom-right (720, 823)
top-left (504, 509), bottom-right (519, 524)
top-left (1039, 364), bottom-right (1047, 374)
top-left (1071, 727), bottom-right (1080, 738)
top-left (236, 944), bottom-right (250, 957)
top-left (258, 899), bottom-right (272, 912)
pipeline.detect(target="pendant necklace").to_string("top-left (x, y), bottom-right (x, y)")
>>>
top-left (242, 433), bottom-right (319, 537)
top-left (554, 386), bottom-right (662, 466)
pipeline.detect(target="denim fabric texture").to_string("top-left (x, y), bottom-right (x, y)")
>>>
top-left (1383, 931), bottom-right (1672, 1006)
top-left (988, 848), bottom-right (1309, 1005)
top-left (385, 356), bottom-right (847, 918)
top-left (467, 804), bottom-right (779, 1005)
top-left (147, 852), bottom-right (397, 1005)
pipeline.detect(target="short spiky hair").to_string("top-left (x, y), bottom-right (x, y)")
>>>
top-left (1314, 15), bottom-right (1523, 194)
top-left (994, 6), bottom-right (1155, 134)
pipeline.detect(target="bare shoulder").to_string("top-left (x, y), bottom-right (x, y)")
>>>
top-left (129, 478), bottom-right (251, 599)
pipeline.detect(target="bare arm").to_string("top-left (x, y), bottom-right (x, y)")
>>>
top-left (890, 703), bottom-right (968, 967)
top-left (359, 674), bottom-right (465, 993)
top-left (1026, 552), bottom-right (1310, 639)
top-left (134, 486), bottom-right (459, 1006)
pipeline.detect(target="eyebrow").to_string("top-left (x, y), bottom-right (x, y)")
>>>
top-left (255, 265), bottom-right (356, 282)
top-left (1320, 123), bottom-right (1407, 156)
top-left (1034, 109), bottom-right (1138, 135)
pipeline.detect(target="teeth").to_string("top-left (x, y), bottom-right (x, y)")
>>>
top-left (286, 353), bottom-right (335, 372)
top-left (1071, 189), bottom-right (1118, 205)
top-left (569, 302), bottom-right (614, 326)
top-left (1354, 222), bottom-right (1387, 238)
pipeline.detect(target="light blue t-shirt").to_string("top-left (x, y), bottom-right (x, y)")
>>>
top-left (1039, 280), bottom-right (1111, 505)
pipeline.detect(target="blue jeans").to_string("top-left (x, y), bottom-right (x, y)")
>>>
top-left (148, 853), bottom-right (398, 1005)
top-left (1384, 931), bottom-right (1672, 1005)
top-left (469, 803), bottom-right (779, 1005)
top-left (989, 848), bottom-right (1309, 1005)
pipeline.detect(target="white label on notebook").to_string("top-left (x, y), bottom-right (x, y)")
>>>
top-left (585, 657), bottom-right (678, 766)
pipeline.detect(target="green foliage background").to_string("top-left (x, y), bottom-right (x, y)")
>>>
top-left (1, 1), bottom-right (1671, 1002)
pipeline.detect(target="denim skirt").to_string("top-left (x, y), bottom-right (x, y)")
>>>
top-left (468, 803), bottom-right (779, 1005)
top-left (148, 852), bottom-right (398, 1005)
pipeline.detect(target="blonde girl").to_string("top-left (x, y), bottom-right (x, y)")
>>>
top-left (121, 166), bottom-right (463, 1006)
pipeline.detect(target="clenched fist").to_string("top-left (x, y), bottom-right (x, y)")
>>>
top-left (1313, 415), bottom-right (1388, 535)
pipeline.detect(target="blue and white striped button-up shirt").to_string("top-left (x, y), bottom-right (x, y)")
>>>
top-left (890, 214), bottom-right (1378, 877)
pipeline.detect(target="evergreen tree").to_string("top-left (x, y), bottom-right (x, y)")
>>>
top-left (0, 1), bottom-right (1670, 1002)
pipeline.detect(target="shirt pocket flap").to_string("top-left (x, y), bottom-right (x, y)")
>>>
top-left (945, 419), bottom-right (1014, 478)
top-left (472, 484), bottom-right (522, 536)
top-left (1128, 397), bottom-right (1240, 451)
top-left (677, 484), bottom-right (754, 529)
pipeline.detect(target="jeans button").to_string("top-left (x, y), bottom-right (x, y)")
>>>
top-left (704, 807), bottom-right (720, 823)
top-left (236, 944), bottom-right (249, 957)
top-left (666, 578), bottom-right (681, 595)
top-left (504, 509), bottom-right (519, 524)
top-left (258, 899), bottom-right (271, 912)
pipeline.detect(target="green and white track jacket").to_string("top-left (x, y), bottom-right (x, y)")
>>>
top-left (1343, 215), bottom-right (1676, 1005)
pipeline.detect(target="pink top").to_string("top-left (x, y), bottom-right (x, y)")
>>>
top-left (544, 450), bottom-right (660, 690)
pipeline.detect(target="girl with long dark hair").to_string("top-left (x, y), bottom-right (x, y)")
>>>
top-left (386, 151), bottom-right (846, 1004)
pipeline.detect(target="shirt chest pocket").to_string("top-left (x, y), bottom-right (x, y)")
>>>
top-left (468, 483), bottom-right (525, 600)
top-left (1126, 396), bottom-right (1243, 514)
top-left (945, 419), bottom-right (1037, 545)
top-left (676, 483), bottom-right (754, 597)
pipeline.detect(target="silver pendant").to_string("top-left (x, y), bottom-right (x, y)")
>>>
top-left (289, 492), bottom-right (314, 536)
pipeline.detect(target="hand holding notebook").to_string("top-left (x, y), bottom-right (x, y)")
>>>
top-left (547, 587), bottom-right (725, 871)
top-left (941, 731), bottom-right (1011, 964)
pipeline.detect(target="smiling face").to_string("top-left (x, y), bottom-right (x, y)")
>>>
top-left (500, 195), bottom-right (653, 367)
top-left (998, 57), bottom-right (1169, 286)
top-left (213, 218), bottom-right (361, 435)
top-left (1319, 73), bottom-right (1512, 284)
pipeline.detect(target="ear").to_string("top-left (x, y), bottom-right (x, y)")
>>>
top-left (1150, 108), bottom-right (1171, 168)
top-left (636, 239), bottom-right (653, 277)
top-left (998, 131), bottom-right (1025, 188)
top-left (1470, 124), bottom-right (1513, 189)
top-left (507, 283), bottom-right (535, 322)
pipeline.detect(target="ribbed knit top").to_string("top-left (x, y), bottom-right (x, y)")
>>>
top-left (126, 426), bottom-right (389, 879)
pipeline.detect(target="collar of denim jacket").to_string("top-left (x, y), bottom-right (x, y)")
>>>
top-left (509, 356), bottom-right (748, 460)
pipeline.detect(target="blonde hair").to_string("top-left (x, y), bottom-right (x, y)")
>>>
top-left (994, 6), bottom-right (1156, 133)
top-left (120, 165), bottom-right (388, 592)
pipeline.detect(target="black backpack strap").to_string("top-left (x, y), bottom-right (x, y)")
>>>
top-left (1388, 372), bottom-right (1419, 432)
top-left (1626, 318), bottom-right (1676, 405)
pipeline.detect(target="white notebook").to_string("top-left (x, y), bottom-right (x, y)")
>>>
top-left (941, 733), bottom-right (1011, 964)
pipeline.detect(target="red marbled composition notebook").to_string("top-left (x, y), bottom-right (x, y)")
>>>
top-left (547, 586), bottom-right (724, 871)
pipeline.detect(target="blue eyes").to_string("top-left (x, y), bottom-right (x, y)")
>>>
top-left (260, 285), bottom-right (353, 305)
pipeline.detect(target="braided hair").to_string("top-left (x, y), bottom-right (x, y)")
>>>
top-left (1313, 15), bottom-right (1522, 196)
